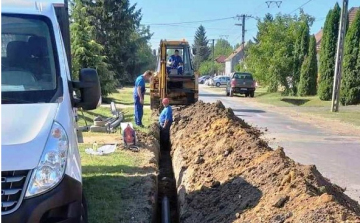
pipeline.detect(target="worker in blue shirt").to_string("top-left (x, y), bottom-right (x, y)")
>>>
top-left (167, 49), bottom-right (183, 75)
top-left (133, 70), bottom-right (153, 127)
top-left (159, 98), bottom-right (173, 150)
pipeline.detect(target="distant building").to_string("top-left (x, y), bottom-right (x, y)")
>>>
top-left (214, 55), bottom-right (227, 75)
top-left (348, 6), bottom-right (360, 24)
top-left (224, 44), bottom-right (246, 75)
top-left (214, 55), bottom-right (227, 64)
top-left (315, 29), bottom-right (323, 68)
top-left (315, 7), bottom-right (359, 54)
top-left (314, 7), bottom-right (359, 69)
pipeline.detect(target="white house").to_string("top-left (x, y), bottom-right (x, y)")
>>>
top-left (224, 43), bottom-right (246, 75)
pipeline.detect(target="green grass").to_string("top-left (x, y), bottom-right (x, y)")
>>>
top-left (203, 84), bottom-right (360, 127)
top-left (254, 87), bottom-right (331, 107)
top-left (103, 87), bottom-right (150, 106)
top-left (80, 144), bottom-right (154, 222)
top-left (253, 87), bottom-right (360, 126)
top-left (303, 107), bottom-right (360, 127)
top-left (78, 86), bottom-right (157, 222)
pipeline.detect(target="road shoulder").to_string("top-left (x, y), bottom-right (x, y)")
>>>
top-left (201, 85), bottom-right (360, 137)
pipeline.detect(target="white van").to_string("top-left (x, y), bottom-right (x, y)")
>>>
top-left (1, 1), bottom-right (101, 222)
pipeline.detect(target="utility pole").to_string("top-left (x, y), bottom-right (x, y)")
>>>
top-left (235, 14), bottom-right (255, 46)
top-left (212, 39), bottom-right (215, 75)
top-left (241, 15), bottom-right (245, 46)
top-left (331, 0), bottom-right (348, 112)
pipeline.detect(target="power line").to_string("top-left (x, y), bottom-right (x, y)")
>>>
top-left (142, 16), bottom-right (236, 26)
top-left (289, 0), bottom-right (314, 14)
top-left (266, 1), bottom-right (283, 8)
top-left (142, 23), bottom-right (235, 31)
top-left (246, 2), bottom-right (265, 16)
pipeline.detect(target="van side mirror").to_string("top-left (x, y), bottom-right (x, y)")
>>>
top-left (72, 68), bottom-right (101, 110)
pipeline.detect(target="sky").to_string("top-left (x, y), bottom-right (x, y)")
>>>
top-left (129, 0), bottom-right (359, 50)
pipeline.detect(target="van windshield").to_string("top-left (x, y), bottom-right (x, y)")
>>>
top-left (1, 14), bottom-right (62, 104)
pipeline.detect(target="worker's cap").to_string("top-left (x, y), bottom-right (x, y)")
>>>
top-left (162, 98), bottom-right (170, 104)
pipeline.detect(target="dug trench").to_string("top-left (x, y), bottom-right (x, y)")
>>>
top-left (148, 122), bottom-right (180, 223)
top-left (147, 100), bottom-right (360, 223)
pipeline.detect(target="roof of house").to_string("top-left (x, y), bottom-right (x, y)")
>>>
top-left (314, 7), bottom-right (358, 53)
top-left (315, 29), bottom-right (323, 44)
top-left (225, 44), bottom-right (245, 61)
top-left (349, 7), bottom-right (359, 24)
top-left (215, 55), bottom-right (227, 63)
top-left (315, 29), bottom-right (323, 52)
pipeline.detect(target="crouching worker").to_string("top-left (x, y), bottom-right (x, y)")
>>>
top-left (159, 98), bottom-right (173, 150)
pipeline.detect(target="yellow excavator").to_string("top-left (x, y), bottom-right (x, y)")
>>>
top-left (150, 39), bottom-right (198, 110)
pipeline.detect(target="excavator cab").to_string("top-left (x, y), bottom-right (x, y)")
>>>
top-left (150, 40), bottom-right (198, 110)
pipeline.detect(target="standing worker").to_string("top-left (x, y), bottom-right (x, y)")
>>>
top-left (159, 98), bottom-right (173, 150)
top-left (134, 70), bottom-right (153, 127)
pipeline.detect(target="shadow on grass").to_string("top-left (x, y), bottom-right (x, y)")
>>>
top-left (179, 177), bottom-right (262, 222)
top-left (103, 97), bottom-right (150, 106)
top-left (78, 113), bottom-right (93, 124)
top-left (102, 97), bottom-right (122, 105)
top-left (85, 110), bottom-right (109, 118)
top-left (82, 165), bottom-right (156, 176)
top-left (232, 109), bottom-right (266, 113)
top-left (255, 91), bottom-right (271, 97)
top-left (281, 98), bottom-right (310, 106)
top-left (83, 173), bottom-right (156, 223)
top-left (200, 93), bottom-right (227, 98)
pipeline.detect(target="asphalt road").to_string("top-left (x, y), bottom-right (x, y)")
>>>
top-left (199, 85), bottom-right (360, 203)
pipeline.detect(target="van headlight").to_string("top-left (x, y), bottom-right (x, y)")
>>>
top-left (25, 122), bottom-right (68, 198)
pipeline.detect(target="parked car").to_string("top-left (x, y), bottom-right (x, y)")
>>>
top-left (213, 76), bottom-right (230, 87)
top-left (205, 77), bottom-right (214, 86)
top-left (198, 75), bottom-right (210, 84)
top-left (225, 72), bottom-right (256, 97)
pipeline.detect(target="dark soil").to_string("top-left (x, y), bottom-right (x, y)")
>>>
top-left (170, 100), bottom-right (360, 223)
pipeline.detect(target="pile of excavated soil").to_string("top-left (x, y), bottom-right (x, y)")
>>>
top-left (170, 101), bottom-right (360, 223)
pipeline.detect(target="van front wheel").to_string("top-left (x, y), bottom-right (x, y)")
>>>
top-left (81, 192), bottom-right (89, 223)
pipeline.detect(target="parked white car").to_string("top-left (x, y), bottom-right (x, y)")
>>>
top-left (205, 78), bottom-right (214, 86)
top-left (213, 76), bottom-right (230, 87)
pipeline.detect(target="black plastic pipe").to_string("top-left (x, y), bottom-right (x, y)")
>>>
top-left (162, 196), bottom-right (171, 223)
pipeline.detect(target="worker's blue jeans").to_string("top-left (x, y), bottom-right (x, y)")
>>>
top-left (134, 96), bottom-right (143, 126)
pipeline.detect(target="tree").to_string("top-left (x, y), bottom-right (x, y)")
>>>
top-left (70, 0), bottom-right (117, 96)
top-left (198, 61), bottom-right (223, 75)
top-left (298, 35), bottom-right (318, 96)
top-left (214, 39), bottom-right (233, 58)
top-left (292, 21), bottom-right (310, 95)
top-left (192, 25), bottom-right (211, 70)
top-left (340, 10), bottom-right (360, 105)
top-left (86, 0), bottom-right (151, 81)
top-left (318, 3), bottom-right (341, 100)
top-left (241, 14), bottom-right (299, 92)
top-left (123, 26), bottom-right (156, 82)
